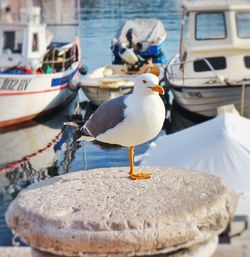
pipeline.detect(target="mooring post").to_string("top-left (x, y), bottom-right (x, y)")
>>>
top-left (6, 167), bottom-right (237, 257)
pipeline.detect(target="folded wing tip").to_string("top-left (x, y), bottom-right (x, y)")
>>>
top-left (76, 135), bottom-right (95, 142)
top-left (63, 121), bottom-right (79, 127)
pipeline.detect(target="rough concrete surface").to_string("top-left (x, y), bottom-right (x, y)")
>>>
top-left (6, 167), bottom-right (237, 256)
top-left (31, 237), bottom-right (218, 257)
top-left (0, 246), bottom-right (31, 257)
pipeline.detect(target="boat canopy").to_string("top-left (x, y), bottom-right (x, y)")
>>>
top-left (183, 0), bottom-right (250, 12)
top-left (114, 19), bottom-right (167, 46)
top-left (143, 113), bottom-right (250, 194)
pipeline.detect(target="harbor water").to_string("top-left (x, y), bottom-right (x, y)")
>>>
top-left (0, 0), bottom-right (185, 245)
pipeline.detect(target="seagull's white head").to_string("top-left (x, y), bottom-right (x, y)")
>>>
top-left (133, 73), bottom-right (165, 96)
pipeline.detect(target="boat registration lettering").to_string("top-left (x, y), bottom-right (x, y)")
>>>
top-left (188, 92), bottom-right (203, 98)
top-left (0, 78), bottom-right (31, 91)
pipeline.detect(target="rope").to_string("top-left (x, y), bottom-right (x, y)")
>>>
top-left (240, 80), bottom-right (246, 116)
top-left (83, 141), bottom-right (88, 171)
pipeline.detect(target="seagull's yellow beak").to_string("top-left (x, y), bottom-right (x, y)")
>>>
top-left (150, 84), bottom-right (165, 95)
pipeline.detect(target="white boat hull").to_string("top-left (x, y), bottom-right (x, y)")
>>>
top-left (169, 83), bottom-right (250, 117)
top-left (0, 65), bottom-right (79, 127)
top-left (80, 64), bottom-right (163, 105)
top-left (82, 86), bottom-right (132, 106)
top-left (80, 65), bottom-right (135, 105)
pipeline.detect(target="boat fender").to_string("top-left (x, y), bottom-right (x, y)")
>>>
top-left (69, 80), bottom-right (80, 91)
top-left (103, 68), bottom-right (113, 77)
top-left (79, 65), bottom-right (88, 75)
top-left (217, 74), bottom-right (225, 84)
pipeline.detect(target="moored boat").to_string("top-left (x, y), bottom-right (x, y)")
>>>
top-left (80, 19), bottom-right (167, 105)
top-left (0, 1), bottom-right (81, 127)
top-left (165, 0), bottom-right (250, 118)
top-left (79, 63), bottom-right (162, 106)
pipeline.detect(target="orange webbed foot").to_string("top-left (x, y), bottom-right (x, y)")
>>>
top-left (129, 172), bottom-right (151, 180)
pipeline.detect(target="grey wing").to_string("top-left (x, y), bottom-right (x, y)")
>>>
top-left (81, 95), bottom-right (128, 138)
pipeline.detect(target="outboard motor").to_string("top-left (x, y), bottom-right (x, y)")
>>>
top-left (114, 28), bottom-right (146, 70)
top-left (119, 47), bottom-right (138, 66)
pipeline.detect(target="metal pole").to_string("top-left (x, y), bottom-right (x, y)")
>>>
top-left (240, 80), bottom-right (246, 116)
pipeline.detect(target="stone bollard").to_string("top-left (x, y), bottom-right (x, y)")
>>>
top-left (6, 167), bottom-right (237, 257)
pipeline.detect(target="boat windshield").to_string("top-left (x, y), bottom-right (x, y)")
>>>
top-left (236, 12), bottom-right (250, 38)
top-left (195, 12), bottom-right (226, 40)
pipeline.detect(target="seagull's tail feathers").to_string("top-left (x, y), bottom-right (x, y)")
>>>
top-left (73, 127), bottom-right (95, 142)
top-left (64, 121), bottom-right (95, 142)
top-left (76, 135), bottom-right (95, 142)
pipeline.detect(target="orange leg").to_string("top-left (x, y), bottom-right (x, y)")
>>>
top-left (129, 146), bottom-right (151, 180)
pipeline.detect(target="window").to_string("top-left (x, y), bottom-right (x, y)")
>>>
top-left (196, 13), bottom-right (226, 40)
top-left (32, 33), bottom-right (39, 52)
top-left (3, 30), bottom-right (23, 53)
top-left (194, 57), bottom-right (226, 72)
top-left (3, 31), bottom-right (15, 50)
top-left (236, 13), bottom-right (250, 38)
top-left (244, 56), bottom-right (250, 68)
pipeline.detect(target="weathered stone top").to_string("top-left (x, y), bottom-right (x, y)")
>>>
top-left (6, 167), bottom-right (237, 256)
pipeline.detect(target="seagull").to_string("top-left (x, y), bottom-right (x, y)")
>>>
top-left (69, 73), bottom-right (165, 180)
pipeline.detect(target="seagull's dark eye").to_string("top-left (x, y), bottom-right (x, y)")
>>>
top-left (142, 80), bottom-right (147, 84)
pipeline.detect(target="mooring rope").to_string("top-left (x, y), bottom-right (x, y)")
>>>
top-left (240, 79), bottom-right (246, 116)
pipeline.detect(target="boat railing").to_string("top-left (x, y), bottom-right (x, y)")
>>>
top-left (166, 54), bottom-right (223, 85)
top-left (43, 55), bottom-right (76, 65)
top-left (42, 50), bottom-right (77, 73)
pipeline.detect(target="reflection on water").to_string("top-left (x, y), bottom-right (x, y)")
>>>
top-left (0, 97), bottom-right (78, 245)
top-left (0, 0), bottom-right (184, 246)
top-left (164, 100), bottom-right (210, 134)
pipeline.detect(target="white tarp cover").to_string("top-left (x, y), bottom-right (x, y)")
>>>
top-left (143, 113), bottom-right (250, 194)
top-left (115, 19), bottom-right (167, 45)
